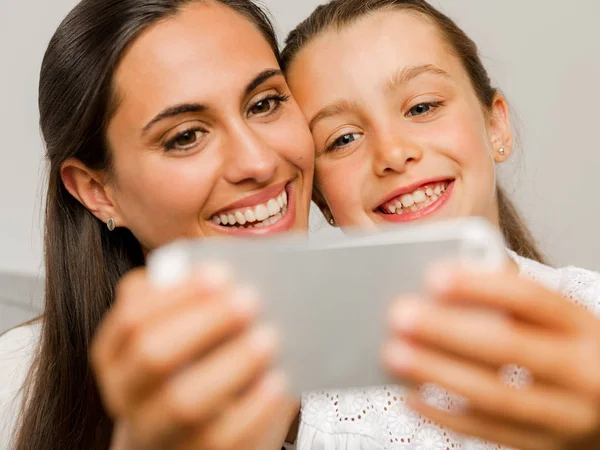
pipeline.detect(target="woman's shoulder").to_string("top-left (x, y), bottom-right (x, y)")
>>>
top-left (510, 251), bottom-right (600, 315)
top-left (0, 321), bottom-right (41, 447)
top-left (0, 321), bottom-right (41, 374)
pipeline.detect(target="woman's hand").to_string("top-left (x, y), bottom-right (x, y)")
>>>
top-left (91, 264), bottom-right (297, 450)
top-left (383, 265), bottom-right (600, 450)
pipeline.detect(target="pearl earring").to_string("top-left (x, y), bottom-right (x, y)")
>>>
top-left (329, 218), bottom-right (335, 226)
top-left (107, 218), bottom-right (116, 231)
top-left (498, 148), bottom-right (506, 156)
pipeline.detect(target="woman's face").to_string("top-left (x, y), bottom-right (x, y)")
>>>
top-left (101, 2), bottom-right (314, 251)
top-left (286, 10), bottom-right (512, 230)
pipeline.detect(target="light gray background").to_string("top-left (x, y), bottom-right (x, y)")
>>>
top-left (1, 0), bottom-right (599, 333)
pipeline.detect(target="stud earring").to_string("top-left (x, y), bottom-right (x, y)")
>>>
top-left (107, 218), bottom-right (116, 231)
top-left (498, 147), bottom-right (506, 156)
top-left (328, 217), bottom-right (335, 226)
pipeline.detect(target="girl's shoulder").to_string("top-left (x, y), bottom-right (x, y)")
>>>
top-left (510, 250), bottom-right (600, 315)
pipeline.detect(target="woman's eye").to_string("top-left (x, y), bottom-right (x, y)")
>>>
top-left (250, 99), bottom-right (274, 115)
top-left (165, 129), bottom-right (205, 151)
top-left (175, 131), bottom-right (197, 146)
top-left (248, 94), bottom-right (289, 118)
top-left (326, 133), bottom-right (362, 152)
top-left (406, 102), bottom-right (441, 117)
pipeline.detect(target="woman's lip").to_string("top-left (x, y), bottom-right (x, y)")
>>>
top-left (207, 182), bottom-right (297, 236)
top-left (376, 180), bottom-right (455, 223)
top-left (213, 180), bottom-right (289, 216)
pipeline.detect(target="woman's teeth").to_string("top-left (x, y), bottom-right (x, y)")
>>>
top-left (212, 191), bottom-right (288, 229)
top-left (381, 181), bottom-right (449, 215)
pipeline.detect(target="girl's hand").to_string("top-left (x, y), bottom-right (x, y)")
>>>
top-left (91, 264), bottom-right (296, 450)
top-left (383, 266), bottom-right (600, 450)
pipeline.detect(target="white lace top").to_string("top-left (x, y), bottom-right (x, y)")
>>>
top-left (1, 253), bottom-right (599, 450)
top-left (294, 252), bottom-right (600, 450)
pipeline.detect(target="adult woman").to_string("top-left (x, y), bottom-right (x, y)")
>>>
top-left (0, 1), bottom-right (313, 449)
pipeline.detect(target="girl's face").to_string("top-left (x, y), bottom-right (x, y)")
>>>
top-left (286, 10), bottom-right (512, 230)
top-left (64, 2), bottom-right (314, 252)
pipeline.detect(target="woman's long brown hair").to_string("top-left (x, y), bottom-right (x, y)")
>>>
top-left (13, 1), bottom-right (281, 448)
top-left (282, 0), bottom-right (545, 264)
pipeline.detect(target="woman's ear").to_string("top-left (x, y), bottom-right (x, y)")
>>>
top-left (312, 186), bottom-right (336, 227)
top-left (60, 158), bottom-right (123, 228)
top-left (488, 94), bottom-right (514, 163)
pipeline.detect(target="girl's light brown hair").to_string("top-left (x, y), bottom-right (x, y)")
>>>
top-left (282, 0), bottom-right (545, 263)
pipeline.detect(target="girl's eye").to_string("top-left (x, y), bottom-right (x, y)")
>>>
top-left (165, 129), bottom-right (205, 152)
top-left (326, 132), bottom-right (362, 153)
top-left (248, 94), bottom-right (290, 117)
top-left (406, 102), bottom-right (442, 117)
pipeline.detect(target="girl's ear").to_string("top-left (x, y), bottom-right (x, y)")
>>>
top-left (488, 94), bottom-right (513, 163)
top-left (312, 186), bottom-right (336, 227)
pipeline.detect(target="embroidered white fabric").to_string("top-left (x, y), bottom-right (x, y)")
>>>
top-left (295, 253), bottom-right (600, 450)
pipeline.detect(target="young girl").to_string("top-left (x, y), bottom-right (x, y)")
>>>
top-left (0, 0), bottom-right (314, 448)
top-left (282, 0), bottom-right (600, 449)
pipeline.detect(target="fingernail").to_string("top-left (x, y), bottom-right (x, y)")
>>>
top-left (424, 263), bottom-right (456, 295)
top-left (248, 324), bottom-right (279, 356)
top-left (195, 262), bottom-right (232, 289)
top-left (390, 300), bottom-right (424, 333)
top-left (230, 285), bottom-right (261, 318)
top-left (383, 339), bottom-right (415, 373)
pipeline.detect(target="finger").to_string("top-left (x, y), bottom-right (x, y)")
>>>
top-left (93, 263), bottom-right (233, 369)
top-left (406, 390), bottom-right (557, 450)
top-left (130, 324), bottom-right (279, 444)
top-left (91, 268), bottom-right (148, 372)
top-left (424, 265), bottom-right (589, 332)
top-left (189, 370), bottom-right (289, 450)
top-left (104, 286), bottom-right (260, 414)
top-left (383, 339), bottom-right (598, 434)
top-left (389, 299), bottom-right (580, 387)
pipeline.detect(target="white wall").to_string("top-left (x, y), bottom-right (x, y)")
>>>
top-left (0, 0), bottom-right (79, 276)
top-left (1, 0), bottom-right (599, 278)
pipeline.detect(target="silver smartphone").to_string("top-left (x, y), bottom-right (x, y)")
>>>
top-left (147, 217), bottom-right (507, 394)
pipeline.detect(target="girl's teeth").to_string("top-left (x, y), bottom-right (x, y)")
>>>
top-left (220, 214), bottom-right (228, 225)
top-left (382, 181), bottom-right (450, 215)
top-left (412, 189), bottom-right (426, 203)
top-left (400, 194), bottom-right (414, 208)
top-left (228, 214), bottom-right (236, 225)
top-left (212, 216), bottom-right (221, 225)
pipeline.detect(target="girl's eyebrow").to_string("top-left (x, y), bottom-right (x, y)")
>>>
top-left (308, 64), bottom-right (451, 132)
top-left (309, 99), bottom-right (362, 131)
top-left (384, 64), bottom-right (452, 94)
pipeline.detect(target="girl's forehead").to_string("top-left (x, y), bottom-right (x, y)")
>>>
top-left (286, 11), bottom-right (466, 114)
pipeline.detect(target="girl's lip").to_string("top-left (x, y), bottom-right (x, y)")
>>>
top-left (375, 180), bottom-right (455, 223)
top-left (376, 177), bottom-right (455, 208)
